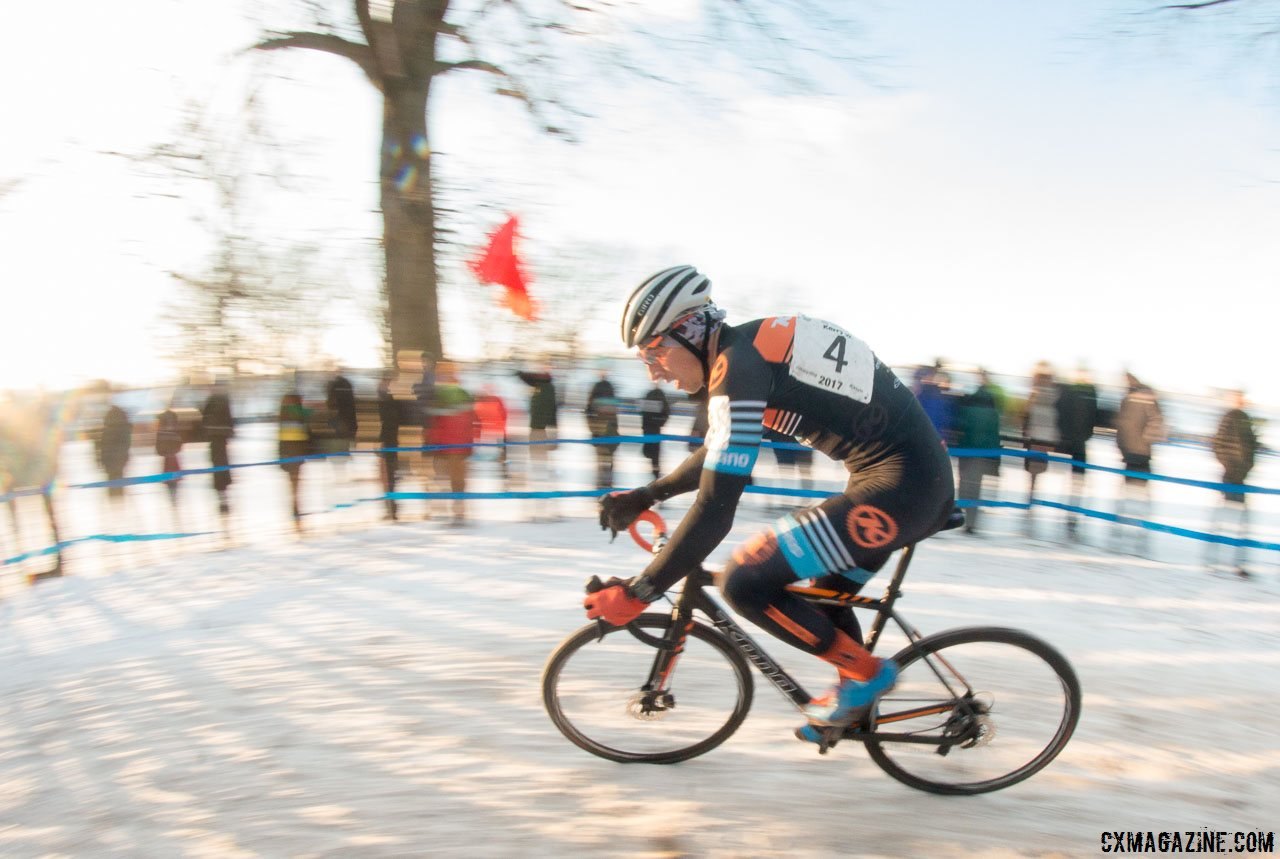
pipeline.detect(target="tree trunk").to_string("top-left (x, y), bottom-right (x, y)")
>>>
top-left (381, 81), bottom-right (442, 361)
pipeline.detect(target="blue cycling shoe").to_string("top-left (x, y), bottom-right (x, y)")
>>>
top-left (795, 724), bottom-right (827, 744)
top-left (797, 659), bottom-right (899, 737)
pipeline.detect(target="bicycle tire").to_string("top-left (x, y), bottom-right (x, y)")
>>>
top-left (542, 613), bottom-right (754, 764)
top-left (863, 626), bottom-right (1081, 795)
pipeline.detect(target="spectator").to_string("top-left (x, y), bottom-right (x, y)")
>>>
top-left (1055, 365), bottom-right (1099, 539)
top-left (96, 402), bottom-right (132, 501)
top-left (325, 367), bottom-right (358, 452)
top-left (391, 350), bottom-right (430, 512)
top-left (1021, 361), bottom-right (1060, 534)
top-left (377, 370), bottom-right (401, 521)
top-left (200, 380), bottom-right (235, 516)
top-left (473, 384), bottom-right (510, 484)
top-left (1, 394), bottom-right (65, 578)
top-left (155, 405), bottom-right (183, 507)
top-left (427, 362), bottom-right (479, 526)
top-left (1113, 371), bottom-right (1165, 554)
top-left (412, 351), bottom-right (436, 434)
top-left (326, 368), bottom-right (358, 438)
top-left (915, 364), bottom-right (954, 444)
top-left (278, 391), bottom-right (312, 532)
top-left (1205, 389), bottom-right (1258, 578)
top-left (586, 368), bottom-right (621, 490)
top-left (982, 370), bottom-right (1009, 422)
top-left (319, 366), bottom-right (358, 510)
top-left (955, 371), bottom-right (1003, 534)
top-left (516, 362), bottom-right (559, 485)
top-left (912, 358), bottom-right (950, 398)
top-left (639, 383), bottom-right (671, 482)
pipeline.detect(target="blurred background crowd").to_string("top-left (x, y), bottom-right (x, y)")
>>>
top-left (2, 351), bottom-right (1271, 584)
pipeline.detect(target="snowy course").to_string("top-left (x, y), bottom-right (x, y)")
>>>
top-left (1, 423), bottom-right (1278, 857)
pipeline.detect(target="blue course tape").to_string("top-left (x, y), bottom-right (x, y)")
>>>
top-left (6, 436), bottom-right (1275, 567)
top-left (1029, 498), bottom-right (1280, 551)
top-left (3, 531), bottom-right (218, 566)
top-left (386, 489), bottom-right (612, 501)
top-left (949, 447), bottom-right (1278, 495)
top-left (0, 484), bottom-right (55, 504)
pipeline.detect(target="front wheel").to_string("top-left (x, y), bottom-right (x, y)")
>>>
top-left (864, 627), bottom-right (1081, 795)
top-left (542, 614), bottom-right (754, 764)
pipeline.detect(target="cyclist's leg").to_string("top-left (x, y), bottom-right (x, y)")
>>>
top-left (721, 497), bottom-right (894, 664)
top-left (719, 519), bottom-right (845, 663)
top-left (721, 473), bottom-right (951, 723)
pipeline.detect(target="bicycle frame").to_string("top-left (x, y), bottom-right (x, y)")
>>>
top-left (557, 512), bottom-right (1079, 784)
top-left (632, 542), bottom-right (931, 715)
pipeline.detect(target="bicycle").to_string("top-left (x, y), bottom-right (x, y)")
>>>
top-left (542, 509), bottom-right (1081, 795)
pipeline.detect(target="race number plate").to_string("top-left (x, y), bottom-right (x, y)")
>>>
top-left (788, 316), bottom-right (874, 404)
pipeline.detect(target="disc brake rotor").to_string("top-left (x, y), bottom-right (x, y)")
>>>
top-left (626, 690), bottom-right (675, 721)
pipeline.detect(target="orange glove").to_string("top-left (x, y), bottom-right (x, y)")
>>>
top-left (583, 583), bottom-right (649, 626)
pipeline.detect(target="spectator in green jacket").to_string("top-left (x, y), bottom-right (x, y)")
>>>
top-left (956, 371), bottom-right (1003, 534)
top-left (516, 362), bottom-right (560, 492)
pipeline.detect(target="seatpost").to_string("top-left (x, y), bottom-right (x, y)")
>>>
top-left (863, 542), bottom-right (916, 652)
top-left (882, 543), bottom-right (916, 601)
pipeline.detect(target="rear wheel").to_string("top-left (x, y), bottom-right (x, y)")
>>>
top-left (542, 614), bottom-right (754, 764)
top-left (864, 627), bottom-right (1080, 795)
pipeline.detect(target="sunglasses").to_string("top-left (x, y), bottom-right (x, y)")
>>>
top-left (638, 336), bottom-right (676, 366)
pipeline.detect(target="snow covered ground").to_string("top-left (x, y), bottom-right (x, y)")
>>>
top-left (1, 418), bottom-right (1277, 857)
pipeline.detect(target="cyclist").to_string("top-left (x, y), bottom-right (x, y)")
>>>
top-left (584, 265), bottom-right (956, 742)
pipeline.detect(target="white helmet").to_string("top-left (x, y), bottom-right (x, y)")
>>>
top-left (620, 265), bottom-right (713, 349)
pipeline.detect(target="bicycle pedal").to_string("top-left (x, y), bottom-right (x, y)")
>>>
top-left (795, 724), bottom-right (841, 754)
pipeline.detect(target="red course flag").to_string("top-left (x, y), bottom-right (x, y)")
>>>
top-left (467, 214), bottom-right (537, 321)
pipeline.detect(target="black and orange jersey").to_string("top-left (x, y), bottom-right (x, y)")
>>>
top-left (641, 316), bottom-right (952, 592)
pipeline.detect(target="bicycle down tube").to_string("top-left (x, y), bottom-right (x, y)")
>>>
top-left (645, 545), bottom-right (949, 720)
top-left (655, 568), bottom-right (814, 709)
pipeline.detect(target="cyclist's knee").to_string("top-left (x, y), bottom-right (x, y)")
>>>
top-left (721, 530), bottom-right (793, 616)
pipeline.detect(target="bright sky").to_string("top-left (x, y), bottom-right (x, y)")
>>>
top-left (2, 1), bottom-right (1278, 405)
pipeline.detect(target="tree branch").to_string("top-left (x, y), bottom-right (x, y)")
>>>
top-left (251, 31), bottom-right (381, 88)
top-left (436, 58), bottom-right (507, 76)
top-left (1162, 0), bottom-right (1241, 9)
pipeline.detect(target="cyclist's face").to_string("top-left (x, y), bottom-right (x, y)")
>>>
top-left (639, 342), bottom-right (703, 392)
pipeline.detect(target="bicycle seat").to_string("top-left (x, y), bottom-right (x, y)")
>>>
top-left (939, 507), bottom-right (966, 532)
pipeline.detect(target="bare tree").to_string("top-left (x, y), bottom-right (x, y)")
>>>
top-left (129, 91), bottom-right (342, 375)
top-left (251, 0), bottom-right (868, 362)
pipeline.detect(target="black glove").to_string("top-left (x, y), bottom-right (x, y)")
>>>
top-left (598, 486), bottom-right (656, 535)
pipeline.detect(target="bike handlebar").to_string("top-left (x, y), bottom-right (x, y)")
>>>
top-left (628, 509), bottom-right (668, 554)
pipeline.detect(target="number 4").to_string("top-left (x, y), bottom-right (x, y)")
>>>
top-left (823, 336), bottom-right (848, 373)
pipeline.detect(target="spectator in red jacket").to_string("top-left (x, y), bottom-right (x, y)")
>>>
top-left (426, 362), bottom-right (479, 526)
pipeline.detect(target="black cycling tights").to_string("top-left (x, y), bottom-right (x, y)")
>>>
top-left (721, 544), bottom-right (863, 657)
top-left (720, 486), bottom-right (950, 656)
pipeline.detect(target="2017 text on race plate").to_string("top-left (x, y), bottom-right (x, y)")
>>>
top-left (1100, 830), bottom-right (1275, 854)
